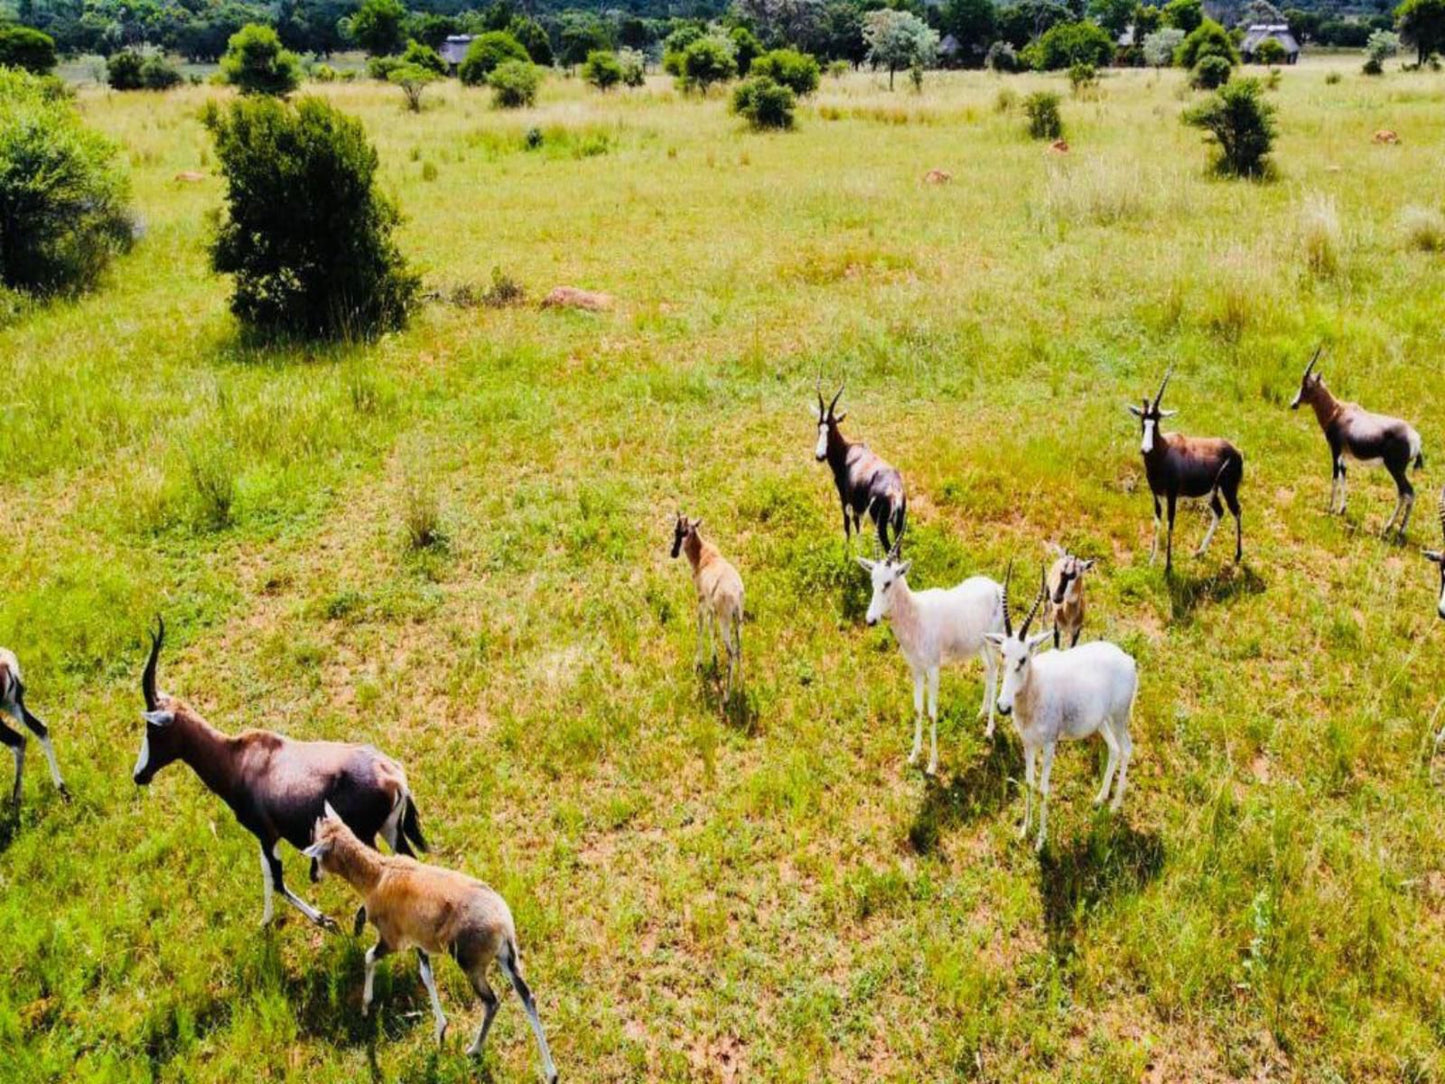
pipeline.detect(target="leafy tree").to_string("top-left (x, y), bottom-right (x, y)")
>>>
top-left (458, 30), bottom-right (527, 85)
top-left (0, 27), bottom-right (57, 74)
top-left (1282, 7), bottom-right (1320, 42)
top-left (618, 16), bottom-right (654, 51)
top-left (1162, 0), bottom-right (1203, 32)
top-left (405, 14), bottom-right (458, 50)
top-left (1364, 27), bottom-right (1399, 71)
top-left (750, 47), bottom-right (820, 93)
top-left (400, 38), bottom-right (445, 75)
top-left (1396, 0), bottom-right (1445, 64)
top-left (619, 47), bottom-right (646, 85)
top-left (0, 68), bottom-right (132, 296)
top-left (557, 12), bottom-right (611, 67)
top-left (389, 63), bottom-right (437, 111)
top-left (662, 23), bottom-right (703, 73)
top-left (1134, 4), bottom-right (1163, 36)
top-left (1090, 0), bottom-right (1136, 37)
top-left (205, 95), bottom-right (419, 339)
top-left (508, 16), bottom-right (552, 66)
top-left (985, 38), bottom-right (1019, 69)
top-left (221, 24), bottom-right (302, 96)
top-left (678, 33), bottom-right (738, 92)
top-left (863, 9), bottom-right (937, 88)
top-left (730, 25), bottom-right (764, 73)
top-left (1023, 89), bottom-right (1063, 137)
top-left (1252, 37), bottom-right (1286, 64)
top-left (732, 0), bottom-right (828, 51)
top-left (731, 73), bottom-right (796, 128)
top-left (996, 0), bottom-right (1072, 47)
top-left (1021, 20), bottom-right (1114, 69)
top-left (1183, 75), bottom-right (1275, 176)
top-left (1142, 26), bottom-right (1183, 64)
top-left (1189, 52), bottom-right (1231, 85)
top-left (941, 0), bottom-right (996, 66)
top-left (820, 0), bottom-right (866, 63)
top-left (105, 49), bottom-right (145, 89)
top-left (582, 48), bottom-right (622, 89)
top-left (487, 58), bottom-right (539, 106)
top-left (346, 0), bottom-right (407, 57)
top-left (1176, 18), bottom-right (1237, 67)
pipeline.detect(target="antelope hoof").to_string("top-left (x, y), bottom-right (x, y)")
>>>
top-left (466, 1040), bottom-right (482, 1058)
top-left (1017, 820), bottom-right (1029, 841)
top-left (57, 783), bottom-right (72, 802)
top-left (1034, 832), bottom-right (1046, 853)
top-left (926, 758), bottom-right (938, 777)
top-left (907, 746), bottom-right (921, 766)
top-left (361, 1002), bottom-right (371, 1019)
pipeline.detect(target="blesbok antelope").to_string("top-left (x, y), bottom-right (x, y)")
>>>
top-left (1290, 347), bottom-right (1425, 541)
top-left (132, 618), bottom-right (427, 930)
top-left (986, 568), bottom-right (1138, 851)
top-left (1044, 544), bottom-right (1095, 649)
top-left (857, 543), bottom-right (1005, 774)
top-left (0, 649), bottom-right (69, 810)
top-left (814, 382), bottom-right (907, 556)
top-left (1128, 364), bottom-right (1245, 574)
top-left (671, 513), bottom-right (745, 699)
top-left (304, 806), bottom-right (558, 1083)
top-left (1424, 486), bottom-right (1445, 621)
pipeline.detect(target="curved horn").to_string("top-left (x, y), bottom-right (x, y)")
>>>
top-left (887, 531), bottom-right (903, 563)
top-left (1302, 344), bottom-right (1323, 382)
top-left (1019, 566), bottom-right (1046, 637)
top-left (142, 615), bottom-right (165, 711)
top-left (1001, 559), bottom-right (1014, 636)
top-left (1154, 362), bottom-right (1175, 408)
top-left (816, 373), bottom-right (825, 412)
top-left (828, 384), bottom-right (845, 417)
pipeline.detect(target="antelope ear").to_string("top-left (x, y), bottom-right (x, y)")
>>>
top-left (834, 411), bottom-right (847, 424)
top-left (1159, 409), bottom-right (1178, 418)
top-left (302, 840), bottom-right (332, 860)
top-left (856, 557), bottom-right (876, 572)
top-left (1028, 631), bottom-right (1053, 650)
top-left (1126, 404), bottom-right (1143, 417)
top-left (323, 801), bottom-right (341, 822)
top-left (142, 710), bottom-right (174, 727)
top-left (1045, 542), bottom-right (1065, 557)
top-left (691, 518), bottom-right (703, 532)
top-left (984, 632), bottom-right (1006, 648)
top-left (897, 560), bottom-right (912, 578)
top-left (1424, 549), bottom-right (1444, 563)
top-left (1079, 558), bottom-right (1096, 571)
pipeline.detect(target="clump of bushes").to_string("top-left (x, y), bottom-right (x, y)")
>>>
top-left (0, 68), bottom-right (133, 296)
top-left (1253, 38), bottom-right (1287, 66)
top-left (1142, 28), bottom-right (1184, 67)
top-left (827, 58), bottom-right (850, 78)
top-left (458, 31), bottom-right (527, 86)
top-left (220, 24), bottom-right (302, 96)
top-left (1190, 54), bottom-right (1233, 88)
top-left (0, 27), bottom-right (58, 75)
top-left (204, 95), bottom-right (419, 338)
top-left (388, 63), bottom-right (439, 112)
top-left (1363, 30), bottom-right (1399, 75)
top-left (106, 48), bottom-right (182, 90)
top-left (1296, 192), bottom-right (1341, 276)
top-left (676, 34), bottom-right (738, 93)
top-left (619, 48), bottom-right (646, 87)
top-left (1399, 205), bottom-right (1445, 251)
top-left (1023, 90), bottom-right (1063, 139)
top-left (731, 74), bottom-right (796, 130)
top-left (1183, 76), bottom-right (1276, 178)
top-left (1176, 19), bottom-right (1238, 69)
top-left (1068, 61), bottom-right (1098, 93)
top-left (582, 49), bottom-right (623, 91)
top-left (399, 38), bottom-right (446, 75)
top-left (985, 40), bottom-right (1019, 72)
top-left (489, 59), bottom-right (540, 107)
top-left (1021, 21), bottom-right (1114, 70)
top-left (750, 49), bottom-right (820, 96)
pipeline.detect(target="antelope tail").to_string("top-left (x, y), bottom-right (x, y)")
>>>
top-left (401, 795), bottom-right (428, 853)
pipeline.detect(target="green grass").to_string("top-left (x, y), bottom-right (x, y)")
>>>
top-left (4, 57), bottom-right (1445, 1082)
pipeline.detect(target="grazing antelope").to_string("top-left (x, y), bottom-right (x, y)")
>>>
top-left (0, 649), bottom-right (69, 810)
top-left (814, 382), bottom-right (907, 556)
top-left (304, 806), bottom-right (559, 1083)
top-left (1044, 544), bottom-right (1095, 649)
top-left (987, 568), bottom-right (1138, 851)
top-left (1290, 347), bottom-right (1425, 541)
top-left (671, 513), bottom-right (745, 699)
top-left (1128, 364), bottom-right (1245, 574)
top-left (857, 543), bottom-right (1005, 774)
top-left (1424, 486), bottom-right (1445, 621)
top-left (132, 618), bottom-right (427, 930)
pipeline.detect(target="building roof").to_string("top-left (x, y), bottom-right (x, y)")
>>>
top-left (439, 35), bottom-right (473, 66)
top-left (1241, 24), bottom-right (1300, 55)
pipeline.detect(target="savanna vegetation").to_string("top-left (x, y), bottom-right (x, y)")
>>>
top-left (3, 52), bottom-right (1445, 1084)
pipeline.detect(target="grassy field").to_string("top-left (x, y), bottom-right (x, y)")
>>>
top-left (4, 54), bottom-right (1445, 1083)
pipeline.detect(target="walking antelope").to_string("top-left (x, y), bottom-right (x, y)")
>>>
top-left (986, 568), bottom-right (1138, 852)
top-left (814, 382), bottom-right (907, 556)
top-left (671, 513), bottom-right (745, 699)
top-left (857, 542), bottom-right (1005, 774)
top-left (1290, 347), bottom-right (1425, 541)
top-left (1128, 364), bottom-right (1245, 573)
top-left (1424, 486), bottom-right (1445, 621)
top-left (132, 618), bottom-right (427, 930)
top-left (304, 806), bottom-right (559, 1083)
top-left (1044, 544), bottom-right (1095, 649)
top-left (0, 649), bottom-right (69, 810)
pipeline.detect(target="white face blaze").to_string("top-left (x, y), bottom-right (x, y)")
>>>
top-left (133, 733), bottom-right (150, 779)
top-left (1437, 572), bottom-right (1445, 620)
top-left (815, 419), bottom-right (828, 460)
top-left (858, 557), bottom-right (909, 626)
top-left (1140, 417), bottom-right (1156, 454)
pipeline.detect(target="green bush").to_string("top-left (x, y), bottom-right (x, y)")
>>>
top-left (582, 49), bottom-right (623, 90)
top-left (1190, 53), bottom-right (1232, 88)
top-left (0, 27), bottom-right (58, 75)
top-left (1176, 18), bottom-right (1238, 68)
top-left (619, 48), bottom-right (646, 86)
top-left (750, 49), bottom-right (820, 96)
top-left (730, 74), bottom-right (796, 129)
top-left (0, 69), bottom-right (132, 296)
top-left (205, 95), bottom-right (419, 338)
top-left (220, 24), bottom-right (302, 96)
top-left (730, 25), bottom-right (763, 74)
top-left (458, 31), bottom-right (528, 86)
top-left (1023, 89), bottom-right (1063, 139)
top-left (400, 38), bottom-right (446, 75)
top-left (678, 35), bottom-right (737, 92)
top-left (1068, 61), bottom-right (1098, 92)
top-left (488, 58), bottom-right (540, 107)
top-left (1253, 38), bottom-right (1287, 65)
top-left (1183, 76), bottom-right (1276, 177)
top-left (388, 63), bottom-right (439, 111)
top-left (1021, 20), bottom-right (1114, 70)
top-left (366, 55), bottom-right (403, 81)
top-left (105, 50), bottom-right (145, 90)
top-left (509, 16), bottom-right (553, 66)
top-left (346, 0), bottom-right (407, 57)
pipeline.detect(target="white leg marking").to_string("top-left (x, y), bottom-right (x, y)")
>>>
top-left (259, 843), bottom-right (275, 926)
top-left (926, 668), bottom-right (940, 776)
top-left (500, 954), bottom-right (558, 1083)
top-left (1197, 507), bottom-right (1220, 556)
top-left (979, 648), bottom-right (997, 739)
top-left (1095, 723), bottom-right (1120, 806)
top-left (362, 945), bottom-right (379, 1014)
top-left (909, 672), bottom-right (924, 765)
top-left (1020, 744), bottom-right (1035, 840)
top-left (36, 734), bottom-right (64, 790)
top-left (1036, 743), bottom-right (1056, 852)
top-left (417, 953), bottom-right (448, 1044)
top-left (1149, 514), bottom-right (1161, 564)
top-left (1111, 721), bottom-right (1133, 812)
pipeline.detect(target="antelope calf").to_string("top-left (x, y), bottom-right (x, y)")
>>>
top-left (1044, 544), bottom-right (1094, 649)
top-left (814, 382), bottom-right (907, 556)
top-left (1424, 486), bottom-right (1445, 621)
top-left (857, 543), bottom-right (1005, 774)
top-left (132, 618), bottom-right (427, 930)
top-left (1290, 347), bottom-right (1425, 541)
top-left (671, 513), bottom-right (745, 699)
top-left (0, 649), bottom-right (69, 810)
top-left (304, 806), bottom-right (558, 1083)
top-left (986, 569), bottom-right (1138, 851)
top-left (1128, 364), bottom-right (1245, 573)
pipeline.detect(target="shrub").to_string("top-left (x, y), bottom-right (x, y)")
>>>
top-left (1362, 55), bottom-right (1384, 74)
top-left (488, 59), bottom-right (540, 107)
top-left (1399, 204), bottom-right (1445, 250)
top-left (1142, 27), bottom-right (1185, 66)
top-left (994, 85), bottom-right (1017, 111)
top-left (139, 53), bottom-right (183, 90)
top-left (0, 69), bottom-right (133, 296)
top-left (985, 39), bottom-right (1019, 71)
top-left (400, 38), bottom-right (446, 75)
top-left (1253, 37), bottom-right (1287, 65)
top-left (220, 24), bottom-right (302, 96)
top-left (346, 0), bottom-right (407, 57)
top-left (312, 63), bottom-right (339, 82)
top-left (582, 49), bottom-right (624, 90)
top-left (1023, 89), bottom-right (1063, 139)
top-left (1021, 20), bottom-right (1114, 70)
top-left (678, 34), bottom-right (738, 92)
top-left (1190, 54), bottom-right (1233, 87)
top-left (388, 63), bottom-right (439, 111)
top-left (1183, 76), bottom-right (1276, 177)
top-left (731, 74), bottom-right (796, 129)
top-left (1068, 61), bottom-right (1098, 92)
top-left (0, 27), bottom-right (58, 75)
top-left (1296, 192), bottom-right (1341, 275)
top-left (509, 16), bottom-right (553, 66)
top-left (730, 25), bottom-right (763, 74)
top-left (205, 95), bottom-right (419, 338)
top-left (1364, 29), bottom-right (1399, 74)
top-left (750, 49), bottom-right (821, 96)
top-left (105, 50), bottom-right (145, 90)
top-left (827, 58), bottom-right (851, 78)
top-left (1176, 19), bottom-right (1238, 68)
top-left (1324, 70), bottom-right (1342, 83)
top-left (458, 31), bottom-right (528, 85)
top-left (367, 56), bottom-right (403, 80)
top-left (619, 48), bottom-right (646, 86)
